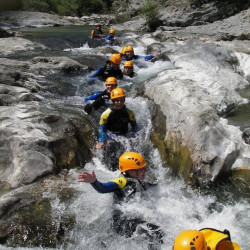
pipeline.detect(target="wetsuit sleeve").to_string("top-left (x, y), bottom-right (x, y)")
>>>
top-left (83, 92), bottom-right (101, 103)
top-left (90, 66), bottom-right (102, 78)
top-left (92, 96), bottom-right (106, 110)
top-left (98, 109), bottom-right (112, 142)
top-left (109, 177), bottom-right (127, 189)
top-left (91, 180), bottom-right (120, 193)
top-left (117, 69), bottom-right (123, 79)
top-left (130, 121), bottom-right (138, 133)
top-left (126, 108), bottom-right (138, 132)
top-left (98, 124), bottom-right (107, 142)
top-left (136, 55), bottom-right (153, 61)
top-left (144, 55), bottom-right (153, 61)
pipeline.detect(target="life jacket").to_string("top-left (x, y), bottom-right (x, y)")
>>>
top-left (200, 228), bottom-right (241, 250)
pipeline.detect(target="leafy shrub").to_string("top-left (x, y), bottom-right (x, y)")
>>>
top-left (77, 0), bottom-right (106, 15)
top-left (21, 0), bottom-right (51, 12)
top-left (140, 0), bottom-right (161, 31)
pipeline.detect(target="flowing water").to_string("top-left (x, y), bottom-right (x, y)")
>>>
top-left (1, 26), bottom-right (249, 250)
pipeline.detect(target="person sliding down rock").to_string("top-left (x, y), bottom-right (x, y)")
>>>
top-left (122, 45), bottom-right (159, 62)
top-left (83, 77), bottom-right (118, 114)
top-left (95, 87), bottom-right (138, 171)
top-left (78, 152), bottom-right (164, 249)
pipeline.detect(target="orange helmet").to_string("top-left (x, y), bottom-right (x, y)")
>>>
top-left (109, 28), bottom-right (115, 35)
top-left (110, 53), bottom-right (121, 65)
top-left (105, 77), bottom-right (117, 85)
top-left (124, 61), bottom-right (133, 68)
top-left (110, 88), bottom-right (126, 100)
top-left (119, 152), bottom-right (147, 172)
top-left (173, 230), bottom-right (207, 250)
top-left (124, 46), bottom-right (134, 53)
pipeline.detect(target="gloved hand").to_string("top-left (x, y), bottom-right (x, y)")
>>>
top-left (84, 104), bottom-right (92, 114)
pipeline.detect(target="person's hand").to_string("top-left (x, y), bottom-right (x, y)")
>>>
top-left (96, 142), bottom-right (104, 149)
top-left (153, 52), bottom-right (160, 58)
top-left (78, 170), bottom-right (96, 183)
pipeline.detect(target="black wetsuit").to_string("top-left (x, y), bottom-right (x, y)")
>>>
top-left (91, 29), bottom-right (104, 39)
top-left (94, 61), bottom-right (123, 81)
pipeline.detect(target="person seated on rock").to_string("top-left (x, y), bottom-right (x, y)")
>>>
top-left (83, 77), bottom-right (118, 114)
top-left (105, 28), bottom-right (116, 45)
top-left (96, 88), bottom-right (138, 149)
top-left (78, 151), bottom-right (164, 248)
top-left (123, 61), bottom-right (135, 78)
top-left (173, 229), bottom-right (240, 250)
top-left (90, 53), bottom-right (123, 81)
top-left (90, 24), bottom-right (105, 39)
top-left (122, 45), bottom-right (159, 61)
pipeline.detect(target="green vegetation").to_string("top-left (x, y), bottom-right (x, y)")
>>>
top-left (21, 0), bottom-right (108, 16)
top-left (140, 0), bottom-right (161, 31)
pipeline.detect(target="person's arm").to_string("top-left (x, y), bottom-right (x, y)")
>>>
top-left (90, 66), bottom-right (102, 78)
top-left (127, 108), bottom-right (138, 133)
top-left (130, 120), bottom-right (138, 133)
top-left (78, 170), bottom-right (119, 193)
top-left (92, 96), bottom-right (106, 110)
top-left (98, 124), bottom-right (107, 143)
top-left (83, 92), bottom-right (101, 103)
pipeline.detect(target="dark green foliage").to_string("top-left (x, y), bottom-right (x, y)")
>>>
top-left (77, 0), bottom-right (106, 15)
top-left (141, 0), bottom-right (161, 31)
top-left (21, 0), bottom-right (108, 16)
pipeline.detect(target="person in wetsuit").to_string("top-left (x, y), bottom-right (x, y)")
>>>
top-left (173, 229), bottom-right (240, 250)
top-left (90, 53), bottom-right (123, 81)
top-left (123, 61), bottom-right (135, 78)
top-left (105, 28), bottom-right (116, 45)
top-left (78, 152), bottom-right (164, 249)
top-left (96, 87), bottom-right (138, 150)
top-left (83, 77), bottom-right (118, 114)
top-left (90, 24), bottom-right (105, 39)
top-left (122, 45), bottom-right (159, 61)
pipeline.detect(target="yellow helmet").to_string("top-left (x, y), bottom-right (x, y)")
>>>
top-left (120, 46), bottom-right (126, 55)
top-left (110, 53), bottom-right (122, 65)
top-left (109, 28), bottom-right (115, 34)
top-left (173, 230), bottom-right (207, 250)
top-left (124, 61), bottom-right (133, 68)
top-left (110, 88), bottom-right (126, 100)
top-left (124, 45), bottom-right (134, 53)
top-left (119, 152), bottom-right (147, 172)
top-left (105, 77), bottom-right (117, 85)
